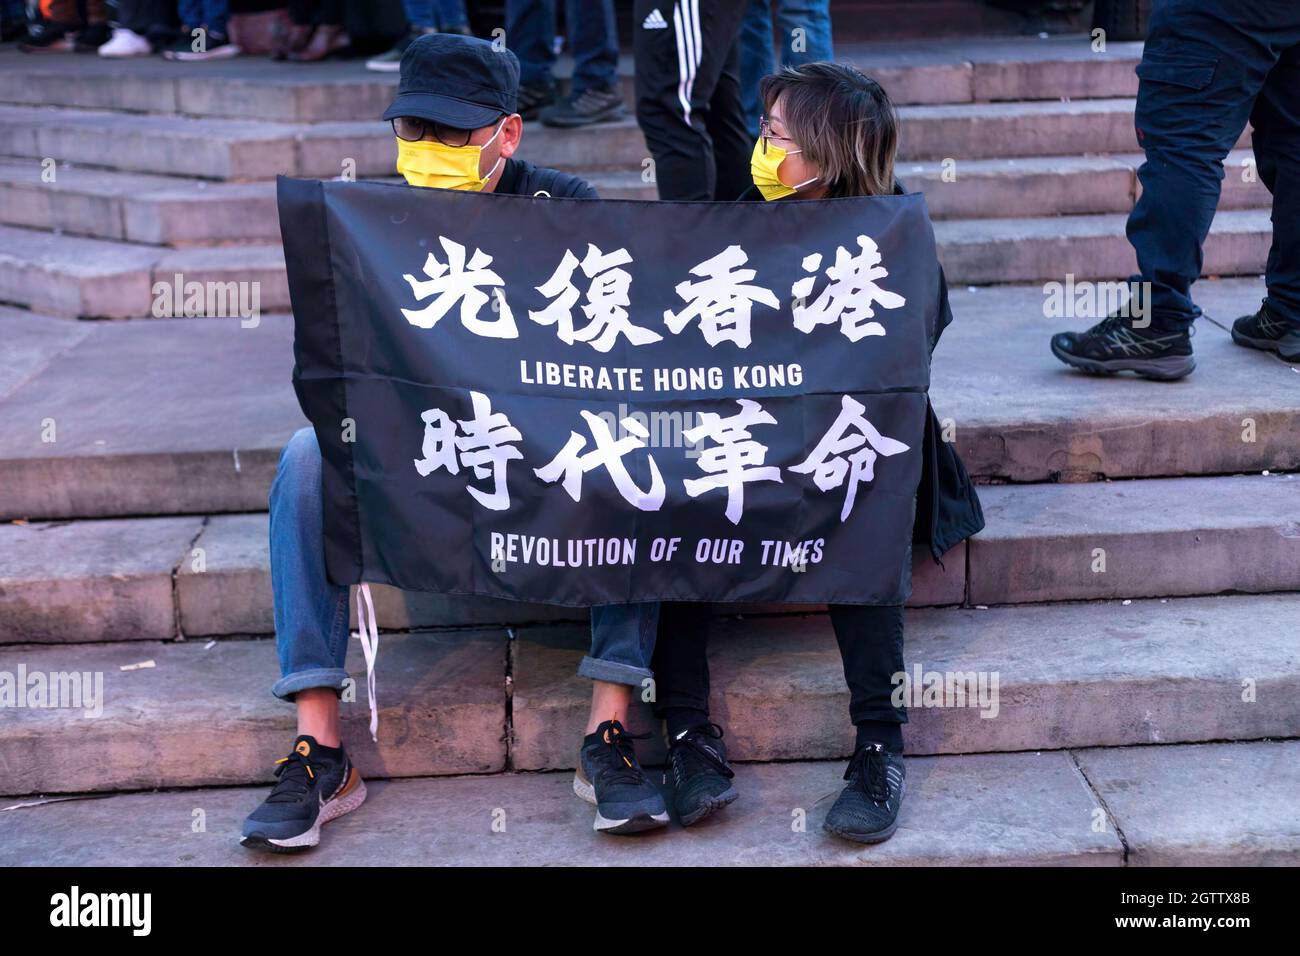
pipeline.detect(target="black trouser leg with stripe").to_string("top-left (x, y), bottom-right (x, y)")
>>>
top-left (633, 0), bottom-right (752, 201)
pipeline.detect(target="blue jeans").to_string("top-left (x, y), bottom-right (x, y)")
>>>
top-left (738, 0), bottom-right (833, 137)
top-left (176, 0), bottom-right (228, 35)
top-left (505, 0), bottom-right (618, 94)
top-left (1127, 0), bottom-right (1300, 331)
top-left (270, 427), bottom-right (658, 697)
top-left (403, 0), bottom-right (469, 31)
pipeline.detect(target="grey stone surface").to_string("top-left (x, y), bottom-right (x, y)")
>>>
top-left (510, 594), bottom-right (1300, 770)
top-left (934, 209), bottom-right (1271, 284)
top-left (0, 517), bottom-right (199, 644)
top-left (0, 629), bottom-right (507, 795)
top-left (934, 276), bottom-right (1300, 482)
top-left (0, 315), bottom-right (302, 520)
top-left (971, 473), bottom-right (1300, 604)
top-left (0, 224), bottom-right (157, 318)
top-left (1075, 740), bottom-right (1300, 865)
top-left (0, 305), bottom-right (92, 401)
top-left (0, 751), bottom-right (1121, 866)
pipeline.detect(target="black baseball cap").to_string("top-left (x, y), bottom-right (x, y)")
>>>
top-left (382, 33), bottom-right (520, 130)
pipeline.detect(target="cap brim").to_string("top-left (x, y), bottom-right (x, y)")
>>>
top-left (382, 91), bottom-right (504, 129)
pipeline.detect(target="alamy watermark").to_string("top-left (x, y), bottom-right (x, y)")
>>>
top-left (0, 666), bottom-right (103, 718)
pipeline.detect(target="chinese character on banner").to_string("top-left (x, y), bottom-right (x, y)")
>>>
top-left (790, 395), bottom-right (910, 521)
top-left (413, 390), bottom-right (523, 511)
top-left (664, 244), bottom-right (779, 349)
top-left (529, 244), bottom-right (664, 353)
top-left (791, 235), bottom-right (906, 342)
top-left (402, 236), bottom-right (519, 338)
top-left (682, 399), bottom-right (783, 525)
top-left (535, 410), bottom-right (666, 511)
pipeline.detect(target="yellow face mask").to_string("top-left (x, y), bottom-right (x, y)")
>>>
top-left (396, 119), bottom-right (505, 191)
top-left (750, 137), bottom-right (818, 201)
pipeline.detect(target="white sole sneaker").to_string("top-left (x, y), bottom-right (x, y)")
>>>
top-left (241, 772), bottom-right (367, 852)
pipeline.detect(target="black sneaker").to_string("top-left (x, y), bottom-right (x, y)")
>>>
top-left (19, 21), bottom-right (75, 52)
top-left (540, 85), bottom-right (626, 128)
top-left (1231, 302), bottom-right (1300, 362)
top-left (1050, 313), bottom-right (1196, 380)
top-left (574, 719), bottom-right (669, 835)
top-left (240, 735), bottom-right (366, 852)
top-left (666, 722), bottom-right (738, 826)
top-left (73, 21), bottom-right (111, 52)
top-left (516, 82), bottom-right (557, 122)
top-left (162, 28), bottom-right (240, 61)
top-left (823, 743), bottom-right (905, 844)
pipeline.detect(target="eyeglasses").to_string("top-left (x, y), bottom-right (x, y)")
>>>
top-left (392, 116), bottom-right (498, 147)
top-left (758, 116), bottom-right (796, 154)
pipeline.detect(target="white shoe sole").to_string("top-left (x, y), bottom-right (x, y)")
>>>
top-left (242, 776), bottom-right (367, 852)
top-left (573, 772), bottom-right (669, 834)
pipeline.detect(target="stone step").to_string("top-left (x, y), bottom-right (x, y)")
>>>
top-left (6, 739), bottom-right (1292, 865)
top-left (0, 151), bottom-right (1271, 246)
top-left (0, 224), bottom-right (289, 318)
top-left (0, 36), bottom-right (1146, 122)
top-left (2, 279), bottom-right (1294, 522)
top-left (0, 204), bottom-right (1273, 318)
top-left (932, 209), bottom-right (1271, 285)
top-left (1, 593), bottom-right (1295, 797)
top-left (4, 462), bottom-right (1298, 644)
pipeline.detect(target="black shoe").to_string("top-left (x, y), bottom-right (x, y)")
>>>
top-left (162, 28), bottom-right (240, 61)
top-left (1050, 313), bottom-right (1195, 380)
top-left (73, 21), bottom-right (111, 52)
top-left (666, 722), bottom-right (738, 826)
top-left (517, 82), bottom-right (557, 122)
top-left (540, 85), bottom-right (627, 128)
top-left (365, 27), bottom-right (429, 72)
top-left (574, 719), bottom-right (669, 835)
top-left (241, 735), bottom-right (366, 852)
top-left (1231, 302), bottom-right (1300, 362)
top-left (823, 743), bottom-right (905, 844)
top-left (19, 21), bottom-right (75, 52)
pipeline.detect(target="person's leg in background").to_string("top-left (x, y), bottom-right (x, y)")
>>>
top-left (633, 0), bottom-right (749, 200)
top-left (822, 604), bottom-right (908, 844)
top-left (284, 0), bottom-right (349, 61)
top-left (648, 602), bottom-right (738, 825)
top-left (738, 0), bottom-right (775, 139)
top-left (506, 0), bottom-right (559, 119)
top-left (539, 0), bottom-right (624, 127)
top-left (775, 0), bottom-right (833, 67)
top-left (21, 0), bottom-right (109, 50)
top-left (241, 426), bottom-right (366, 852)
top-left (574, 603), bottom-right (671, 834)
top-left (706, 28), bottom-right (755, 201)
top-left (1050, 0), bottom-right (1283, 380)
top-left (99, 0), bottom-right (162, 55)
top-left (433, 0), bottom-right (471, 34)
top-left (163, 0), bottom-right (240, 59)
top-left (1232, 37), bottom-right (1300, 360)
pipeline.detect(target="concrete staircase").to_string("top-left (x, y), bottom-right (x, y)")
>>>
top-left (0, 37), bottom-right (1296, 867)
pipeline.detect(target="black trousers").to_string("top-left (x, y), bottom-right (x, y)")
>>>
top-left (651, 602), bottom-right (908, 727)
top-left (632, 0), bottom-right (752, 201)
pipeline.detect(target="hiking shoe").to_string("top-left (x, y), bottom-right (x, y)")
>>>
top-left (365, 27), bottom-right (430, 72)
top-left (517, 82), bottom-right (557, 121)
top-left (666, 722), bottom-right (738, 826)
top-left (1051, 313), bottom-right (1195, 380)
top-left (1231, 303), bottom-right (1300, 362)
top-left (19, 21), bottom-right (75, 52)
top-left (98, 26), bottom-right (152, 57)
top-left (241, 735), bottom-right (366, 852)
top-left (823, 743), bottom-right (905, 844)
top-left (540, 85), bottom-right (626, 128)
top-left (574, 719), bottom-right (669, 835)
top-left (162, 29), bottom-right (240, 61)
top-left (73, 21), bottom-right (111, 52)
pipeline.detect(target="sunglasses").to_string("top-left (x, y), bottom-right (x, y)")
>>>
top-left (391, 115), bottom-right (502, 147)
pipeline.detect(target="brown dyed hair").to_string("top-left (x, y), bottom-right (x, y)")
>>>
top-left (760, 62), bottom-right (899, 198)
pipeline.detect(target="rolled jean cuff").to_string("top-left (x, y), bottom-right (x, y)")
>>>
top-left (577, 655), bottom-right (653, 688)
top-left (272, 667), bottom-right (351, 701)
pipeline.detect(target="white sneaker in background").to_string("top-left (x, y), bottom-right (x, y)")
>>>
top-left (98, 27), bottom-right (153, 57)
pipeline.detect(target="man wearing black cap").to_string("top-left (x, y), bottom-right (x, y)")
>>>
top-left (241, 33), bottom-right (667, 852)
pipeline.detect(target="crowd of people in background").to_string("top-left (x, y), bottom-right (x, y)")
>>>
top-left (0, 0), bottom-right (832, 131)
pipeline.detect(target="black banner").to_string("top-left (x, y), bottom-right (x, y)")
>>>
top-left (279, 178), bottom-right (941, 606)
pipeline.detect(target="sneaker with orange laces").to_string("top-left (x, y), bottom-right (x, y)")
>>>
top-left (574, 719), bottom-right (669, 835)
top-left (241, 735), bottom-right (366, 852)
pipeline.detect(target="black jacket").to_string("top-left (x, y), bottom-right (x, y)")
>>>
top-left (495, 157), bottom-right (598, 199)
top-left (737, 183), bottom-right (984, 563)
